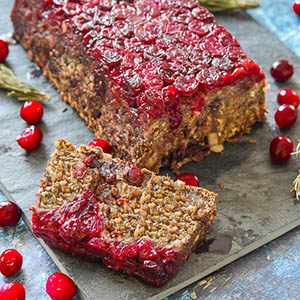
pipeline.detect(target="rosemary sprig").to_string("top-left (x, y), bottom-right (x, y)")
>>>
top-left (199, 0), bottom-right (260, 12)
top-left (0, 64), bottom-right (50, 102)
top-left (292, 140), bottom-right (300, 200)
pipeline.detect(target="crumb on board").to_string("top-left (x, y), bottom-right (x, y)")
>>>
top-left (62, 107), bottom-right (68, 112)
top-left (190, 291), bottom-right (197, 299)
top-left (218, 200), bottom-right (222, 203)
top-left (219, 183), bottom-right (224, 189)
top-left (248, 139), bottom-right (257, 144)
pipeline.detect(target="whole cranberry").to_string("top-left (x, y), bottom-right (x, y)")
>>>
top-left (16, 125), bottom-right (43, 151)
top-left (0, 249), bottom-right (23, 277)
top-left (46, 272), bottom-right (77, 300)
top-left (0, 40), bottom-right (9, 63)
top-left (88, 139), bottom-right (112, 154)
top-left (277, 88), bottom-right (300, 108)
top-left (0, 201), bottom-right (21, 227)
top-left (20, 100), bottom-right (44, 124)
top-left (293, 0), bottom-right (300, 16)
top-left (270, 60), bottom-right (294, 82)
top-left (270, 136), bottom-right (294, 163)
top-left (175, 173), bottom-right (200, 187)
top-left (274, 104), bottom-right (298, 129)
top-left (0, 282), bottom-right (25, 300)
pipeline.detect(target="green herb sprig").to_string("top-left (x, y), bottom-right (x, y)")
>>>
top-left (199, 0), bottom-right (260, 12)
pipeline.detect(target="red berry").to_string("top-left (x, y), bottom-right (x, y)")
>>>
top-left (274, 104), bottom-right (298, 129)
top-left (88, 139), bottom-right (112, 154)
top-left (270, 60), bottom-right (294, 82)
top-left (277, 88), bottom-right (300, 108)
top-left (293, 1), bottom-right (300, 16)
top-left (270, 136), bottom-right (294, 163)
top-left (0, 249), bottom-right (23, 277)
top-left (0, 40), bottom-right (9, 63)
top-left (46, 272), bottom-right (77, 300)
top-left (0, 201), bottom-right (21, 227)
top-left (0, 282), bottom-right (25, 300)
top-left (175, 173), bottom-right (199, 187)
top-left (16, 125), bottom-right (43, 151)
top-left (20, 100), bottom-right (44, 124)
top-left (174, 74), bottom-right (199, 96)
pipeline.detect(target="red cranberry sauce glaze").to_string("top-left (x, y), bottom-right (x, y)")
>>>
top-left (38, 0), bottom-right (264, 124)
top-left (32, 189), bottom-right (178, 287)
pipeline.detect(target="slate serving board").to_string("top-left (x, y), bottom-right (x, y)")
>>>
top-left (1, 2), bottom-right (300, 299)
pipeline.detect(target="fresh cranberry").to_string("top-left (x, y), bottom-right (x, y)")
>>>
top-left (293, 1), bottom-right (300, 16)
top-left (0, 282), bottom-right (25, 300)
top-left (46, 272), bottom-right (77, 300)
top-left (277, 88), bottom-right (300, 108)
top-left (0, 40), bottom-right (9, 63)
top-left (20, 100), bottom-right (44, 124)
top-left (270, 60), bottom-right (294, 82)
top-left (0, 249), bottom-right (23, 277)
top-left (274, 104), bottom-right (298, 129)
top-left (270, 136), bottom-right (294, 163)
top-left (88, 139), bottom-right (112, 154)
top-left (16, 125), bottom-right (43, 151)
top-left (175, 173), bottom-right (200, 187)
top-left (0, 201), bottom-right (21, 227)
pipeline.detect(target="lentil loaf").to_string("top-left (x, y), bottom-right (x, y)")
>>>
top-left (31, 139), bottom-right (217, 287)
top-left (11, 0), bottom-right (267, 172)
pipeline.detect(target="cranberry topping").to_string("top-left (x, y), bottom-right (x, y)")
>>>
top-left (16, 125), bottom-right (43, 151)
top-left (0, 201), bottom-right (22, 227)
top-left (135, 22), bottom-right (158, 43)
top-left (293, 1), bottom-right (300, 16)
top-left (127, 163), bottom-right (143, 184)
top-left (274, 104), bottom-right (298, 129)
top-left (270, 60), bottom-right (294, 82)
top-left (20, 100), bottom-right (44, 124)
top-left (174, 74), bottom-right (199, 96)
top-left (175, 173), bottom-right (200, 187)
top-left (72, 162), bottom-right (87, 179)
top-left (0, 39), bottom-right (9, 63)
top-left (0, 282), bottom-right (25, 300)
top-left (88, 139), bottom-right (112, 154)
top-left (270, 136), bottom-right (294, 163)
top-left (277, 88), bottom-right (300, 108)
top-left (0, 249), bottom-right (23, 277)
top-left (46, 272), bottom-right (77, 300)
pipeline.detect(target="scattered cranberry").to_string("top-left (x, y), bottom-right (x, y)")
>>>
top-left (46, 272), bottom-right (77, 300)
top-left (274, 104), bottom-right (298, 129)
top-left (270, 136), bottom-right (294, 163)
top-left (16, 125), bottom-right (43, 151)
top-left (0, 40), bottom-right (9, 63)
top-left (88, 139), bottom-right (112, 154)
top-left (270, 60), bottom-right (294, 82)
top-left (175, 173), bottom-right (199, 187)
top-left (293, 1), bottom-right (300, 17)
top-left (277, 88), bottom-right (300, 108)
top-left (20, 100), bottom-right (44, 124)
top-left (0, 282), bottom-right (25, 300)
top-left (0, 201), bottom-right (21, 227)
top-left (0, 249), bottom-right (23, 277)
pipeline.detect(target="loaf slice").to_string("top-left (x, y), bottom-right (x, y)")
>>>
top-left (11, 0), bottom-right (267, 172)
top-left (31, 139), bottom-right (217, 287)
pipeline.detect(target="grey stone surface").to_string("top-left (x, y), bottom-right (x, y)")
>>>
top-left (1, 3), bottom-right (300, 300)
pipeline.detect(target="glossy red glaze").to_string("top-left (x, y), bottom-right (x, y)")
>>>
top-left (20, 100), bottom-right (44, 124)
top-left (293, 1), bottom-right (300, 16)
top-left (175, 173), bottom-right (200, 187)
top-left (0, 249), bottom-right (23, 277)
top-left (16, 125), bottom-right (43, 151)
top-left (277, 88), bottom-right (300, 108)
top-left (46, 272), bottom-right (77, 300)
top-left (0, 201), bottom-right (21, 227)
top-left (0, 282), bottom-right (25, 300)
top-left (274, 104), bottom-right (298, 129)
top-left (270, 136), bottom-right (294, 163)
top-left (0, 39), bottom-right (9, 63)
top-left (88, 139), bottom-right (112, 154)
top-left (270, 60), bottom-right (294, 82)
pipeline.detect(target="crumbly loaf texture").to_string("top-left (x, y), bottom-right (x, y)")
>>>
top-left (31, 139), bottom-right (217, 287)
top-left (11, 0), bottom-right (267, 172)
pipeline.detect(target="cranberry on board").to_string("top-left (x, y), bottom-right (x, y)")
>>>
top-left (0, 282), bottom-right (25, 300)
top-left (0, 39), bottom-right (9, 63)
top-left (16, 125), bottom-right (43, 151)
top-left (0, 249), bottom-right (23, 277)
top-left (175, 173), bottom-right (200, 187)
top-left (46, 272), bottom-right (77, 300)
top-left (274, 104), bottom-right (298, 129)
top-left (88, 139), bottom-right (112, 154)
top-left (277, 88), bottom-right (300, 108)
top-left (270, 60), bottom-right (294, 82)
top-left (20, 100), bottom-right (44, 124)
top-left (0, 201), bottom-right (21, 227)
top-left (293, 0), bottom-right (300, 16)
top-left (270, 136), bottom-right (294, 163)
